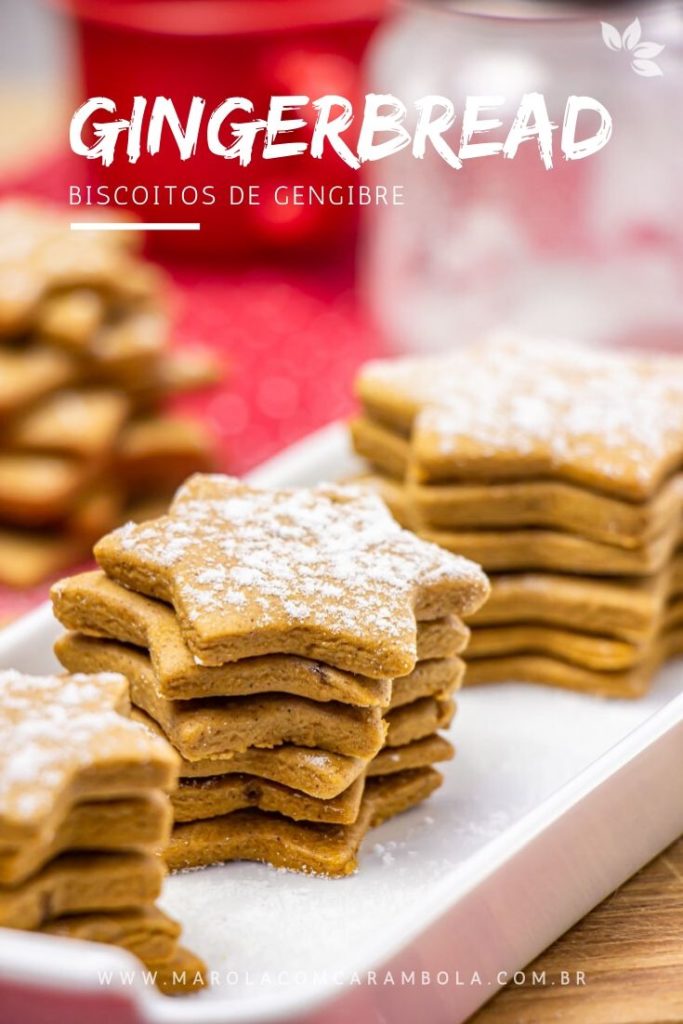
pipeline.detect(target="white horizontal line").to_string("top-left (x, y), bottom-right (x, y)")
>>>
top-left (70, 222), bottom-right (201, 231)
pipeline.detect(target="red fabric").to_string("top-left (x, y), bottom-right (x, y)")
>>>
top-left (0, 152), bottom-right (385, 622)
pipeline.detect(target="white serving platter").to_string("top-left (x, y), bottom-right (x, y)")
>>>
top-left (0, 421), bottom-right (681, 1024)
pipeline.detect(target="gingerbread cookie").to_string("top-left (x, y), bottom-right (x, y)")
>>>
top-left (173, 774), bottom-right (366, 826)
top-left (35, 289), bottom-right (107, 352)
top-left (0, 794), bottom-right (171, 886)
top-left (384, 696), bottom-right (455, 748)
top-left (0, 670), bottom-right (176, 846)
top-left (41, 908), bottom-right (207, 995)
top-left (0, 347), bottom-right (77, 419)
top-left (469, 569), bottom-right (672, 643)
top-left (357, 336), bottom-right (683, 499)
top-left (352, 338), bottom-right (683, 697)
top-left (0, 852), bottom-right (165, 930)
top-left (0, 200), bottom-right (217, 591)
top-left (115, 416), bottom-right (215, 494)
top-left (421, 523), bottom-right (680, 576)
top-left (53, 569), bottom-right (469, 703)
top-left (172, 731), bottom-right (455, 826)
top-left (466, 623), bottom-right (683, 698)
top-left (468, 624), bottom-right (641, 672)
top-left (133, 708), bottom-right (367, 799)
top-left (42, 906), bottom-right (180, 965)
top-left (0, 201), bottom-right (143, 336)
top-left (53, 473), bottom-right (484, 876)
top-left (10, 390), bottom-right (130, 461)
top-left (350, 415), bottom-right (409, 481)
top-left (0, 454), bottom-right (97, 527)
top-left (94, 475), bottom-right (489, 675)
top-left (368, 734), bottom-right (454, 777)
top-left (55, 632), bottom-right (389, 761)
top-left (167, 768), bottom-right (442, 876)
top-left (468, 594), bottom-right (683, 673)
top-left (352, 415), bottom-right (683, 549)
top-left (0, 669), bottom-right (205, 995)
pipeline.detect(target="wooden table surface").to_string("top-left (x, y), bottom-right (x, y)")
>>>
top-left (471, 838), bottom-right (683, 1023)
top-left (0, 81), bottom-right (681, 1024)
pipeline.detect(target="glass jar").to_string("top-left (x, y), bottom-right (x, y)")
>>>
top-left (362, 0), bottom-right (683, 352)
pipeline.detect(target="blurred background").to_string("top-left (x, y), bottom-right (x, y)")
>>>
top-left (3, 2), bottom-right (683, 345)
top-left (0, 0), bottom-right (682, 619)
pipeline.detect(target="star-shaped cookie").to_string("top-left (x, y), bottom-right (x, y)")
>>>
top-left (357, 335), bottom-right (683, 500)
top-left (0, 670), bottom-right (177, 845)
top-left (94, 475), bottom-right (489, 676)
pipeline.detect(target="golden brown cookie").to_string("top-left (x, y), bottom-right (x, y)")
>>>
top-left (166, 768), bottom-right (442, 876)
top-left (468, 594), bottom-right (683, 672)
top-left (131, 693), bottom-right (452, 801)
top-left (421, 523), bottom-right (680, 577)
top-left (0, 490), bottom-right (127, 588)
top-left (52, 570), bottom-right (390, 705)
top-left (130, 350), bottom-right (221, 407)
top-left (350, 471), bottom-right (416, 529)
top-left (89, 309), bottom-right (170, 386)
top-left (367, 734), bottom-right (454, 777)
top-left (469, 569), bottom-right (669, 643)
top-left (465, 623), bottom-right (683, 698)
top-left (115, 416), bottom-right (214, 493)
top-left (66, 483), bottom-right (124, 542)
top-left (53, 570), bottom-right (466, 703)
top-left (384, 696), bottom-right (455, 748)
top-left (350, 416), bottom-right (409, 481)
top-left (134, 706), bottom-right (366, 798)
top-left (172, 729), bottom-right (455, 825)
top-left (94, 475), bottom-right (489, 675)
top-left (173, 773), bottom-right (366, 826)
top-left (467, 624), bottom-right (640, 671)
top-left (0, 201), bottom-right (141, 335)
top-left (351, 415), bottom-right (683, 550)
top-left (0, 527), bottom-right (88, 588)
top-left (55, 632), bottom-right (388, 761)
top-left (151, 946), bottom-right (208, 996)
top-left (356, 337), bottom-right (683, 499)
top-left (0, 793), bottom-right (171, 886)
top-left (0, 852), bottom-right (165, 929)
top-left (35, 289), bottom-right (108, 352)
top-left (0, 670), bottom-right (177, 847)
top-left (41, 906), bottom-right (181, 966)
top-left (416, 614), bottom-right (470, 659)
top-left (390, 658), bottom-right (464, 709)
top-left (0, 347), bottom-right (78, 419)
top-left (410, 473), bottom-right (683, 551)
top-left (9, 390), bottom-right (130, 461)
top-left (169, 741), bottom-right (365, 796)
top-left (0, 454), bottom-right (94, 526)
top-left (42, 908), bottom-right (207, 995)
top-left (0, 199), bottom-right (218, 592)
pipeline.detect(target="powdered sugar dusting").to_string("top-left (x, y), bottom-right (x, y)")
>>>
top-left (100, 477), bottom-right (488, 652)
top-left (362, 334), bottom-right (683, 491)
top-left (0, 669), bottom-right (172, 828)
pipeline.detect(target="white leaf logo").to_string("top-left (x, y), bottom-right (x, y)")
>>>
top-left (632, 58), bottom-right (663, 77)
top-left (601, 16), bottom-right (664, 76)
top-left (601, 21), bottom-right (622, 50)
top-left (622, 17), bottom-right (642, 50)
top-left (633, 41), bottom-right (664, 58)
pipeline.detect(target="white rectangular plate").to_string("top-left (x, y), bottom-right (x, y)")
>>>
top-left (0, 422), bottom-right (681, 1024)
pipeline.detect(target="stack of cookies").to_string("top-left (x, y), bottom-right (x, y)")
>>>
top-left (52, 474), bottom-right (489, 876)
top-left (0, 199), bottom-right (216, 589)
top-left (351, 335), bottom-right (683, 698)
top-left (0, 669), bottom-right (205, 994)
